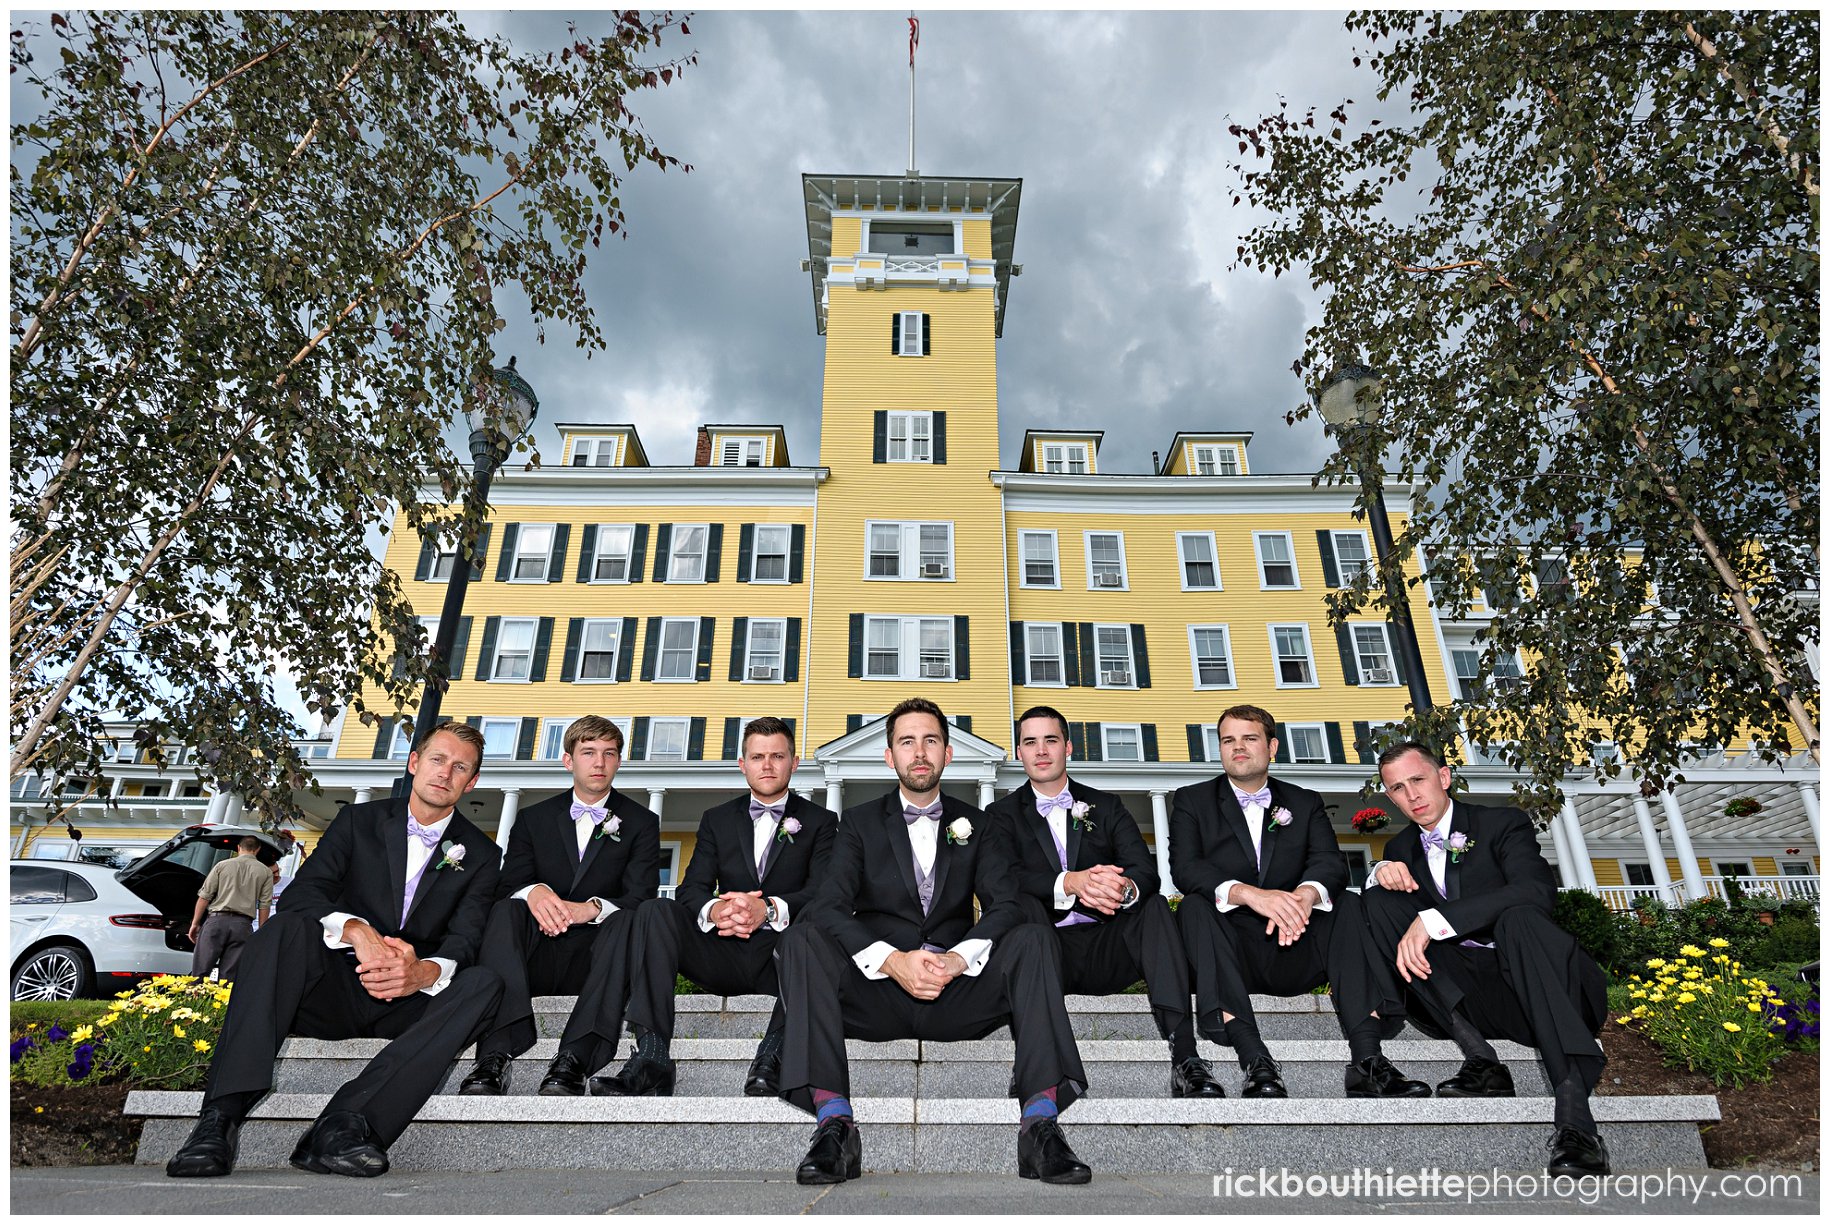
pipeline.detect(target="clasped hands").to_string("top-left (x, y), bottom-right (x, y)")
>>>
top-left (1063, 863), bottom-right (1132, 916)
top-left (709, 890), bottom-right (769, 939)
top-left (343, 919), bottom-right (438, 1000)
top-left (1230, 882), bottom-right (1320, 947)
top-left (882, 948), bottom-right (967, 1000)
top-left (525, 883), bottom-right (602, 937)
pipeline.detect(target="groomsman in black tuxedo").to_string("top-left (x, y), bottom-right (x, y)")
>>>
top-left (1363, 741), bottom-right (1610, 1176)
top-left (166, 722), bottom-right (504, 1179)
top-left (595, 716), bottom-right (837, 1097)
top-left (1170, 704), bottom-right (1428, 1100)
top-left (776, 698), bottom-right (1091, 1186)
top-left (457, 715), bottom-right (660, 1096)
top-left (987, 705), bottom-right (1222, 1098)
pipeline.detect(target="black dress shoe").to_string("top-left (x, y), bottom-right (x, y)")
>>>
top-left (795, 1117), bottom-right (862, 1185)
top-left (538, 1049), bottom-right (587, 1097)
top-left (1546, 1126), bottom-right (1610, 1176)
top-left (1169, 1056), bottom-right (1226, 1099)
top-left (165, 1104), bottom-right (241, 1178)
top-left (589, 1053), bottom-right (676, 1097)
top-left (457, 1051), bottom-right (512, 1096)
top-left (1344, 1054), bottom-right (1432, 1098)
top-left (1017, 1118), bottom-right (1092, 1185)
top-left (1436, 1056), bottom-right (1515, 1098)
top-left (743, 1045), bottom-right (782, 1098)
top-left (1240, 1055), bottom-right (1287, 1099)
top-left (289, 1111), bottom-right (389, 1178)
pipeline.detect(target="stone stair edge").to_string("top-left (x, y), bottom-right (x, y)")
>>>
top-left (542, 993), bottom-right (1334, 1015)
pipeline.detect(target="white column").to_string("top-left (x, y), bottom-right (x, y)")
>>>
top-left (1150, 792), bottom-right (1174, 895)
top-left (1559, 800), bottom-right (1598, 892)
top-left (495, 789), bottom-right (522, 852)
top-left (1630, 796), bottom-right (1675, 895)
top-left (977, 778), bottom-right (996, 809)
top-left (110, 775), bottom-right (128, 798)
top-left (1658, 790), bottom-right (1708, 902)
top-left (825, 778), bottom-right (844, 814)
top-left (1546, 811), bottom-right (1579, 889)
top-left (352, 787), bottom-right (374, 806)
top-left (204, 792), bottom-right (230, 824)
top-left (223, 795), bottom-right (245, 824)
top-left (13, 818), bottom-right (33, 858)
top-left (647, 789), bottom-right (666, 819)
top-left (1799, 782), bottom-right (1821, 855)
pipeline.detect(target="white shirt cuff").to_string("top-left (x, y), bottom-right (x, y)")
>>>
top-left (697, 899), bottom-right (718, 933)
top-left (768, 897), bottom-right (790, 931)
top-left (1419, 907), bottom-right (1457, 940)
top-left (512, 884), bottom-right (538, 903)
top-left (321, 911), bottom-right (362, 947)
top-left (1299, 880), bottom-right (1334, 912)
top-left (951, 938), bottom-right (992, 977)
top-left (1053, 872), bottom-right (1073, 912)
top-left (587, 898), bottom-right (613, 924)
top-left (421, 956), bottom-right (457, 995)
top-left (1215, 880), bottom-right (1244, 912)
top-left (856, 940), bottom-right (898, 979)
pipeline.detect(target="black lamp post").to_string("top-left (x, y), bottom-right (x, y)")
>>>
top-left (392, 358), bottom-right (540, 797)
top-left (1316, 363), bottom-right (1435, 717)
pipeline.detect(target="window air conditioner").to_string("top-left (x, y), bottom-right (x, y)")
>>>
top-left (1095, 572), bottom-right (1122, 587)
top-left (1101, 669), bottom-right (1132, 687)
top-left (748, 666), bottom-right (777, 681)
top-left (1364, 668), bottom-right (1394, 684)
top-left (921, 661), bottom-right (951, 678)
top-left (921, 561), bottom-right (947, 578)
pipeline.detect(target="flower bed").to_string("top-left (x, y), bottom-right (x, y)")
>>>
top-left (1616, 940), bottom-right (1799, 1087)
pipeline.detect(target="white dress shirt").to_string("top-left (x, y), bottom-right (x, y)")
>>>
top-left (696, 793), bottom-right (792, 933)
top-left (855, 790), bottom-right (992, 980)
top-left (1213, 791), bottom-right (1333, 914)
top-left (509, 790), bottom-right (615, 922)
top-left (321, 808), bottom-right (456, 995)
top-left (1036, 790), bottom-right (1139, 913)
top-left (1370, 801), bottom-right (1465, 942)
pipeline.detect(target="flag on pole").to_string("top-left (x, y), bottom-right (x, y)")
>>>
top-left (908, 15), bottom-right (919, 67)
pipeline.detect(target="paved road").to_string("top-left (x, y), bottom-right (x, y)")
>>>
top-left (10, 1166), bottom-right (1820, 1214)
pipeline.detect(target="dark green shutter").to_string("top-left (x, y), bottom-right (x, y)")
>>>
top-left (872, 411), bottom-right (887, 463)
top-left (640, 616), bottom-right (661, 681)
top-left (1325, 723), bottom-right (1347, 765)
top-left (494, 523), bottom-right (519, 581)
top-left (722, 717), bottom-right (742, 760)
top-left (1273, 722), bottom-right (1291, 764)
top-left (736, 523), bottom-right (755, 582)
top-left (414, 537), bottom-right (436, 581)
top-left (475, 617), bottom-right (501, 681)
top-left (1353, 720), bottom-right (1375, 765)
top-left (695, 617), bottom-right (715, 682)
top-left (576, 524), bottom-right (598, 582)
top-left (891, 313), bottom-right (901, 354)
top-left (562, 617), bottom-right (584, 682)
top-left (729, 617), bottom-right (749, 680)
top-left (1077, 622), bottom-right (1096, 689)
top-left (1062, 622), bottom-right (1081, 687)
top-left (468, 523), bottom-right (491, 580)
top-left (846, 714), bottom-right (864, 734)
top-left (547, 523), bottom-right (570, 583)
top-left (704, 523), bottom-right (723, 583)
top-left (953, 615), bottom-right (970, 680)
top-left (630, 717), bottom-right (650, 761)
top-left (618, 617), bottom-right (638, 682)
top-left (448, 616), bottom-right (472, 679)
top-left (847, 613), bottom-right (864, 678)
top-left (1389, 634), bottom-right (1410, 685)
top-left (788, 524), bottom-right (806, 583)
top-left (372, 717), bottom-right (396, 759)
top-left (529, 617), bottom-right (554, 682)
top-left (784, 618), bottom-right (802, 681)
top-left (1142, 724), bottom-right (1159, 762)
top-left (687, 717), bottom-right (707, 761)
top-left (1083, 721), bottom-right (1103, 762)
top-left (1068, 722), bottom-right (1085, 757)
top-left (1317, 530), bottom-right (1340, 587)
top-left (1009, 621), bottom-right (1026, 684)
top-left (783, 717), bottom-right (795, 747)
top-left (517, 717), bottom-right (539, 760)
top-left (1130, 624), bottom-right (1151, 687)
top-left (1336, 625), bottom-right (1361, 685)
top-left (922, 312), bottom-right (932, 355)
top-left (652, 523), bottom-right (673, 581)
top-left (465, 715), bottom-right (483, 732)
top-left (955, 715), bottom-right (972, 734)
top-left (931, 412), bottom-right (947, 464)
top-left (1186, 724), bottom-right (1206, 762)
top-left (629, 523), bottom-right (648, 582)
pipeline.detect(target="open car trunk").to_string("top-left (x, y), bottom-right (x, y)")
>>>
top-left (114, 825), bottom-right (286, 949)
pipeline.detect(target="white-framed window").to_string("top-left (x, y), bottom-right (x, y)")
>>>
top-left (667, 523), bottom-right (710, 583)
top-left (390, 722), bottom-right (415, 760)
top-left (1188, 625), bottom-right (1236, 688)
top-left (744, 617), bottom-right (787, 682)
top-left (491, 617), bottom-right (539, 681)
top-left (1624, 862), bottom-right (1657, 887)
top-left (864, 521), bottom-right (953, 580)
top-left (572, 436), bottom-right (618, 467)
top-left (539, 715), bottom-right (630, 760)
top-left (863, 615), bottom-right (955, 680)
top-left (720, 436), bottom-right (767, 467)
top-left (1255, 532), bottom-right (1300, 589)
top-left (647, 717), bottom-right (690, 761)
top-left (1269, 623), bottom-right (1318, 687)
top-left (588, 524), bottom-right (635, 583)
top-left (480, 717), bottom-right (520, 759)
top-left (1330, 530), bottom-right (1372, 584)
top-left (1192, 443), bottom-right (1240, 476)
top-left (656, 617), bottom-right (700, 681)
top-left (1781, 862), bottom-right (1812, 877)
top-left (751, 524), bottom-right (790, 583)
top-left (1342, 847), bottom-right (1371, 889)
top-left (575, 618), bottom-right (622, 682)
top-left (1102, 723), bottom-right (1144, 762)
top-left (886, 411), bottom-right (933, 462)
top-left (509, 523), bottom-right (556, 582)
top-left (1177, 531), bottom-right (1221, 590)
top-left (896, 310), bottom-right (927, 357)
top-left (1084, 531), bottom-right (1128, 589)
top-left (1451, 646), bottom-right (1523, 700)
top-left (1019, 530), bottom-right (1059, 588)
top-left (1352, 624), bottom-right (1400, 686)
top-left (658, 842), bottom-right (684, 889)
top-left (428, 540), bottom-right (458, 581)
top-left (1025, 622), bottom-right (1065, 686)
top-left (1285, 722), bottom-right (1330, 764)
top-left (1201, 724), bottom-right (1222, 762)
top-left (1094, 624), bottom-right (1136, 688)
top-left (1042, 442), bottom-right (1088, 474)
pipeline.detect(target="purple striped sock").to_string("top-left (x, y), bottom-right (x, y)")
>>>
top-left (813, 1088), bottom-right (852, 1125)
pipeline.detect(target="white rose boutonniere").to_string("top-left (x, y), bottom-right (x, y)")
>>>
top-left (946, 817), bottom-right (973, 845)
top-left (435, 842), bottom-right (466, 871)
top-left (1069, 801), bottom-right (1095, 832)
top-left (1267, 807), bottom-right (1293, 831)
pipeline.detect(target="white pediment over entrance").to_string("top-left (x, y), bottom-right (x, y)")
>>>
top-left (812, 716), bottom-right (1008, 768)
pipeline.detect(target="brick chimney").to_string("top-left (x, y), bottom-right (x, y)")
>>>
top-left (693, 426), bottom-right (712, 467)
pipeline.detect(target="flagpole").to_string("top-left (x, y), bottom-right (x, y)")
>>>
top-left (907, 13), bottom-right (918, 175)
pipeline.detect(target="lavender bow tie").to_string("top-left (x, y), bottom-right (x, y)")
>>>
top-left (406, 817), bottom-right (443, 848)
top-left (1037, 791), bottom-right (1074, 815)
top-left (1234, 787), bottom-right (1272, 808)
top-left (750, 801), bottom-right (786, 823)
top-left (903, 801), bottom-right (943, 824)
top-left (571, 801), bottom-right (609, 826)
top-left (1420, 828), bottom-right (1448, 853)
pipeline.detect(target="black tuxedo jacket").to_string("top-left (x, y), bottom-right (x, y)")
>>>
top-left (495, 788), bottom-right (660, 913)
top-left (276, 796), bottom-right (501, 966)
top-left (810, 792), bottom-right (1022, 958)
top-left (1375, 801), bottom-right (1556, 937)
top-left (675, 793), bottom-right (838, 918)
top-left (986, 778), bottom-right (1159, 922)
top-left (1169, 775), bottom-right (1348, 905)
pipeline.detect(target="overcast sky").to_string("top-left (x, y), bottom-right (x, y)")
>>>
top-left (475, 9), bottom-right (1384, 477)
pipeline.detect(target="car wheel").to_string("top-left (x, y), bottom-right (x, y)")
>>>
top-left (11, 943), bottom-right (92, 1001)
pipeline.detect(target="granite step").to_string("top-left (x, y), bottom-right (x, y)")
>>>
top-left (128, 1091), bottom-right (1718, 1173)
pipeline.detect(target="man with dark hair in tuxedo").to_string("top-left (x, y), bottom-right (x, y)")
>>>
top-left (988, 705), bottom-right (1222, 1098)
top-left (776, 697), bottom-right (1092, 1186)
top-left (594, 716), bottom-right (836, 1097)
top-left (1171, 704), bottom-right (1428, 1100)
top-left (1364, 741), bottom-right (1611, 1176)
top-left (166, 721), bottom-right (504, 1179)
top-left (456, 714), bottom-right (660, 1096)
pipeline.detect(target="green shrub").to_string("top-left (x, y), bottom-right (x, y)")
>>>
top-left (10, 999), bottom-right (113, 1032)
top-left (89, 974), bottom-right (232, 1089)
top-left (1760, 916), bottom-right (1820, 966)
top-left (1618, 940), bottom-right (1790, 1087)
top-left (1553, 889), bottom-right (1619, 969)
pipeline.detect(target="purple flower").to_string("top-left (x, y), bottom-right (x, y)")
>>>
top-left (1446, 833), bottom-right (1469, 852)
top-left (44, 1024), bottom-right (67, 1043)
top-left (596, 814), bottom-right (623, 842)
top-left (66, 1043), bottom-right (95, 1081)
top-left (10, 1036), bottom-right (35, 1063)
top-left (777, 816), bottom-right (802, 843)
top-left (1268, 807), bottom-right (1293, 829)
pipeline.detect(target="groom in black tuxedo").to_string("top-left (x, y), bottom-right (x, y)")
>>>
top-left (595, 716), bottom-right (836, 1097)
top-left (1171, 705), bottom-right (1427, 1100)
top-left (166, 722), bottom-right (504, 1179)
top-left (987, 705), bottom-right (1221, 1098)
top-left (1362, 741), bottom-right (1610, 1177)
top-left (456, 715), bottom-right (660, 1096)
top-left (775, 698), bottom-right (1091, 1186)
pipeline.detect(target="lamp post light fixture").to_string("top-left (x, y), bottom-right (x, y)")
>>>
top-left (1315, 363), bottom-right (1435, 717)
top-left (392, 358), bottom-right (540, 797)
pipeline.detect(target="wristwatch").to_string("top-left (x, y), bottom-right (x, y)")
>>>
top-left (1121, 878), bottom-right (1140, 907)
top-left (763, 897), bottom-right (781, 927)
top-left (588, 897), bottom-right (605, 917)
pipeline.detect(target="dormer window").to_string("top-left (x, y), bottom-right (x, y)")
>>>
top-left (719, 437), bottom-right (766, 467)
top-left (1192, 444), bottom-right (1239, 476)
top-left (572, 437), bottom-right (617, 467)
top-left (866, 221), bottom-right (955, 256)
top-left (1043, 443), bottom-right (1088, 474)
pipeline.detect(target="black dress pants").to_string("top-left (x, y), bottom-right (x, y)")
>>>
top-left (774, 921), bottom-right (1087, 1115)
top-left (474, 897), bottom-right (632, 1059)
top-left (200, 911), bottom-right (503, 1146)
top-left (549, 903), bottom-right (643, 1074)
top-left (624, 897), bottom-right (785, 1041)
top-left (1024, 894), bottom-right (1191, 1044)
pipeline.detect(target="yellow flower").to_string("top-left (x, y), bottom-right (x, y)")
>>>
top-left (1645, 958), bottom-right (1667, 969)
top-left (1683, 969), bottom-right (1703, 980)
top-left (1679, 944), bottom-right (1705, 958)
top-left (143, 1045), bottom-right (152, 1053)
top-left (1698, 984), bottom-right (1714, 995)
top-left (1630, 990), bottom-right (1647, 999)
top-left (1748, 1003), bottom-right (1764, 1013)
top-left (34, 1106), bottom-right (44, 1114)
top-left (25, 1023), bottom-right (37, 1031)
top-left (70, 1025), bottom-right (93, 1043)
top-left (172, 1025), bottom-right (186, 1038)
top-left (108, 1000), bottom-right (129, 1012)
top-left (1709, 937), bottom-right (1730, 948)
top-left (1677, 992), bottom-right (1696, 1004)
top-left (1722, 1022), bottom-right (1742, 1033)
top-left (193, 1039), bottom-right (211, 1052)
top-left (97, 1013), bottom-right (118, 1028)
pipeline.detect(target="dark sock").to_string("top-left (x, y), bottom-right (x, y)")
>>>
top-left (812, 1089), bottom-right (853, 1125)
top-left (1167, 1018), bottom-right (1199, 1064)
top-left (1019, 1086), bottom-right (1059, 1133)
top-left (1346, 1018), bottom-right (1382, 1065)
top-left (204, 1091), bottom-right (257, 1121)
top-left (1553, 1073), bottom-right (1597, 1133)
top-left (1224, 1018), bottom-right (1270, 1067)
top-left (1446, 1010), bottom-right (1498, 1062)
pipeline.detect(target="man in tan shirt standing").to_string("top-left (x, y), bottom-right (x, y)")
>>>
top-left (189, 837), bottom-right (274, 983)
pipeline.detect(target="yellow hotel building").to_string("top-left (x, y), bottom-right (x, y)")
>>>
top-left (13, 170), bottom-right (1820, 909)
